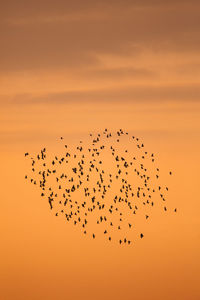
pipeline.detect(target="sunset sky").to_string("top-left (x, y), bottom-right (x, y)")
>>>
top-left (0, 1), bottom-right (200, 300)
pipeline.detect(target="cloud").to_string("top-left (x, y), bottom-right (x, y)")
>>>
top-left (1, 0), bottom-right (200, 72)
top-left (0, 0), bottom-right (199, 109)
top-left (1, 83), bottom-right (200, 106)
top-left (79, 67), bottom-right (157, 80)
top-left (1, 1), bottom-right (200, 19)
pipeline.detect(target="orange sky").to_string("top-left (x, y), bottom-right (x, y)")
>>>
top-left (0, 1), bottom-right (200, 300)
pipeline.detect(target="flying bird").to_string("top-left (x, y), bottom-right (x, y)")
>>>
top-left (25, 128), bottom-right (175, 245)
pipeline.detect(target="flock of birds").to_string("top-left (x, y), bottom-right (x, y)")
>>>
top-left (25, 129), bottom-right (176, 245)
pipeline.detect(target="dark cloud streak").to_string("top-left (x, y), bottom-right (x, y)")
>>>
top-left (1, 1), bottom-right (200, 72)
top-left (1, 83), bottom-right (200, 105)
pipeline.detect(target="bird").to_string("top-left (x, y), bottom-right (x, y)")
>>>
top-left (25, 128), bottom-right (175, 245)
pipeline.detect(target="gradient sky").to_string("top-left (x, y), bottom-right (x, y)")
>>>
top-left (0, 1), bottom-right (200, 300)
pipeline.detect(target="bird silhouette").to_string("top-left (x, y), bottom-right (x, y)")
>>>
top-left (25, 128), bottom-right (175, 245)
